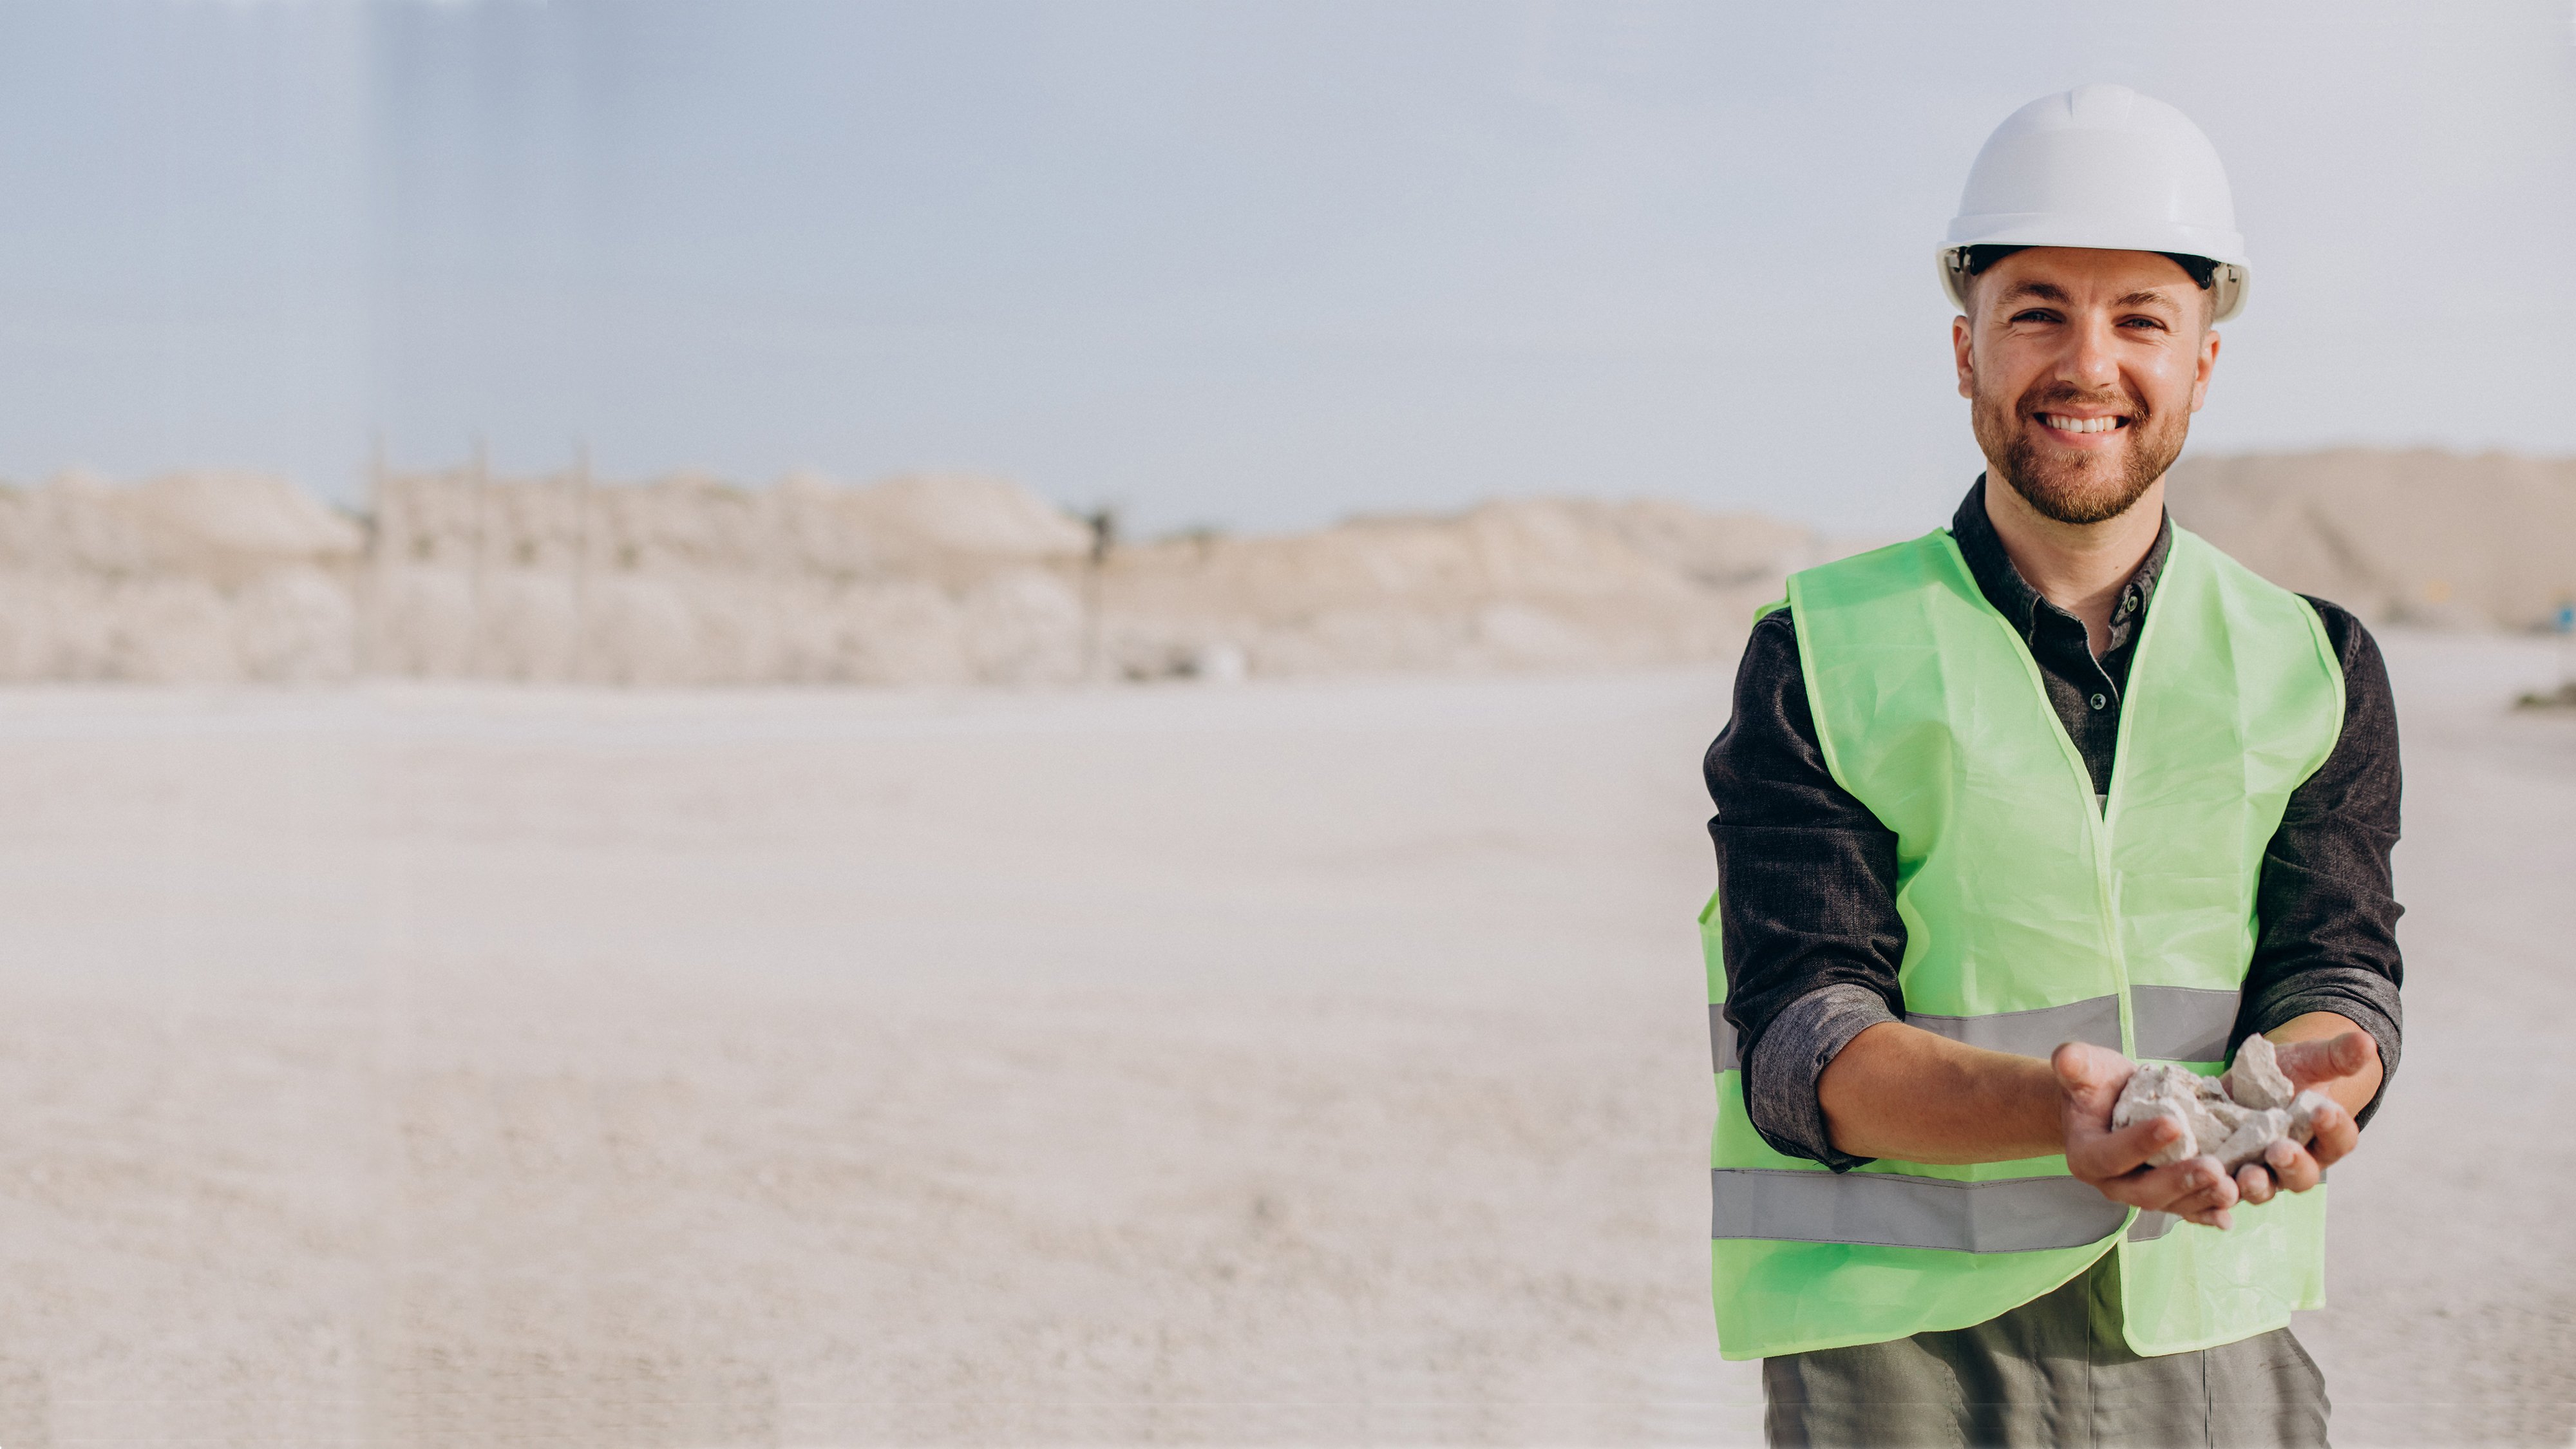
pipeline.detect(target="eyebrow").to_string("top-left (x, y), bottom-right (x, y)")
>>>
top-left (1996, 281), bottom-right (2186, 312)
top-left (1997, 280), bottom-right (2070, 305)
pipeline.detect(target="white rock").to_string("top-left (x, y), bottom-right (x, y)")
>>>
top-left (2223, 1033), bottom-right (2296, 1112)
top-left (2207, 1107), bottom-right (2293, 1172)
top-left (2108, 1036), bottom-right (2329, 1180)
top-left (2134, 1101), bottom-right (2198, 1167)
top-left (2112, 1063), bottom-right (2208, 1167)
top-left (2181, 1095), bottom-right (2251, 1159)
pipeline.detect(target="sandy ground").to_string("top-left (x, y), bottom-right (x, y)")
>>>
top-left (0, 632), bottom-right (2566, 1446)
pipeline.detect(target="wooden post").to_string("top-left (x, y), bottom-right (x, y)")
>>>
top-left (573, 440), bottom-right (592, 685)
top-left (469, 437), bottom-right (488, 679)
top-left (361, 431), bottom-right (384, 677)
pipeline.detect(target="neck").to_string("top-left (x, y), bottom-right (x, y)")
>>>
top-left (1982, 473), bottom-right (2166, 658)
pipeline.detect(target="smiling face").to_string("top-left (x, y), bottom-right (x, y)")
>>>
top-left (1953, 247), bottom-right (2221, 526)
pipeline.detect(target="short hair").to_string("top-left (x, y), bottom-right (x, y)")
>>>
top-left (1960, 243), bottom-right (2218, 291)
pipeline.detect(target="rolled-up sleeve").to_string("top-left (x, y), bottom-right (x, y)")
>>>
top-left (2235, 600), bottom-right (2405, 1126)
top-left (1705, 611), bottom-right (1907, 1170)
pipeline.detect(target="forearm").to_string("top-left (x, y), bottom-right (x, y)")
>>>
top-left (1707, 612), bottom-right (1915, 1168)
top-left (1817, 1021), bottom-right (2064, 1164)
top-left (2264, 1011), bottom-right (2383, 1120)
top-left (2243, 600), bottom-right (2405, 1126)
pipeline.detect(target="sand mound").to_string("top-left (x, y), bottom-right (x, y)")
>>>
top-left (1096, 498), bottom-right (1819, 679)
top-left (0, 469), bottom-right (361, 682)
top-left (0, 466), bottom-right (1823, 685)
top-left (368, 469), bottom-right (1822, 686)
top-left (365, 468), bottom-right (1097, 687)
top-left (0, 449), bottom-right (2562, 685)
top-left (2166, 449), bottom-right (2576, 629)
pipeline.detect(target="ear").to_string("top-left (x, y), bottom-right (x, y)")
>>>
top-left (2187, 325), bottom-right (2221, 414)
top-left (1953, 313), bottom-right (1976, 400)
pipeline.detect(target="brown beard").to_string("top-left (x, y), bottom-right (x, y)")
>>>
top-left (1972, 377), bottom-right (2189, 526)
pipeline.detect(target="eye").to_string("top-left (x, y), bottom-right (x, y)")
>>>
top-left (2120, 316), bottom-right (2170, 332)
top-left (2011, 308), bottom-right (2060, 325)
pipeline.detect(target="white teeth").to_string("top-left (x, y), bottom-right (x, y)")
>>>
top-left (2041, 413), bottom-right (2123, 434)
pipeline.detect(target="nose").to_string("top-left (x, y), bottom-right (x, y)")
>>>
top-left (2060, 312), bottom-right (2123, 393)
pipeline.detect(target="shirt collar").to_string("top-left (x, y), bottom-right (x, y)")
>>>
top-left (1949, 475), bottom-right (2170, 641)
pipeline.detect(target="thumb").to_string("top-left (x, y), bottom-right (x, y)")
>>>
top-left (2280, 1029), bottom-right (2378, 1088)
top-left (2052, 1041), bottom-right (2130, 1113)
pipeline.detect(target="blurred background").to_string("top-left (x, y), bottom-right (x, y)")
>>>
top-left (0, 1), bottom-right (2567, 1444)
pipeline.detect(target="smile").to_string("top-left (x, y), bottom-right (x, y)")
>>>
top-left (2038, 413), bottom-right (2129, 435)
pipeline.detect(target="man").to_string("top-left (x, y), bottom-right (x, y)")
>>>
top-left (1700, 86), bottom-right (2402, 1446)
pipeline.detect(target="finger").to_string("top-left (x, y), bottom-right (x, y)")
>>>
top-left (2163, 1161), bottom-right (2240, 1219)
top-left (2236, 1162), bottom-right (2275, 1204)
top-left (2303, 1099), bottom-right (2359, 1168)
top-left (2278, 1030), bottom-right (2378, 1091)
top-left (2069, 1113), bottom-right (2185, 1180)
top-left (2102, 1157), bottom-right (2233, 1214)
top-left (2101, 1157), bottom-right (2237, 1228)
top-left (2263, 1139), bottom-right (2323, 1193)
top-left (2166, 1166), bottom-right (2241, 1228)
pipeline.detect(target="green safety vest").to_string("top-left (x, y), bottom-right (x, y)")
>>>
top-left (1704, 524), bottom-right (2345, 1361)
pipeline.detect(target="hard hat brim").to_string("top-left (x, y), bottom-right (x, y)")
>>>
top-left (1938, 241), bottom-right (2248, 323)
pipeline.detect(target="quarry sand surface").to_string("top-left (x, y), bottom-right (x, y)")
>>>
top-left (0, 632), bottom-right (2565, 1445)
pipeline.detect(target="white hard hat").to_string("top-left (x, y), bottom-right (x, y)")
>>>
top-left (1938, 84), bottom-right (2250, 322)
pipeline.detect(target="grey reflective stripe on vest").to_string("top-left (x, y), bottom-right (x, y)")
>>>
top-left (1712, 1167), bottom-right (2126, 1253)
top-left (1907, 995), bottom-right (2121, 1058)
top-left (1710, 988), bottom-right (2233, 1075)
top-left (2130, 985), bottom-right (2240, 1062)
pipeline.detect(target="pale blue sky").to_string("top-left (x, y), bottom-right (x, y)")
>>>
top-left (0, 0), bottom-right (2566, 533)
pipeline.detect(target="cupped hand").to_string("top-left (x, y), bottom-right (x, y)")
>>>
top-left (2234, 1028), bottom-right (2376, 1204)
top-left (2052, 1041), bottom-right (2240, 1229)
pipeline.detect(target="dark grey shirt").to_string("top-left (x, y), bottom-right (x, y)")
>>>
top-left (1704, 478), bottom-right (2403, 1170)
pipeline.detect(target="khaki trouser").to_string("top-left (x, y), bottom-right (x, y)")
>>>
top-left (1763, 1251), bottom-right (2329, 1448)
